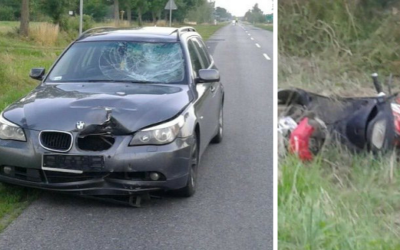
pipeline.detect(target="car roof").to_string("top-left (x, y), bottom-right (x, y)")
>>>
top-left (77, 26), bottom-right (200, 43)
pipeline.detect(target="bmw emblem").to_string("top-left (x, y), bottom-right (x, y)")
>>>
top-left (76, 121), bottom-right (85, 130)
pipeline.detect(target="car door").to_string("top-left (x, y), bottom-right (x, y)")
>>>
top-left (187, 38), bottom-right (215, 154)
top-left (193, 37), bottom-right (222, 138)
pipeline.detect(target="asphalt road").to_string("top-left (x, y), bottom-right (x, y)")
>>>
top-left (0, 23), bottom-right (273, 250)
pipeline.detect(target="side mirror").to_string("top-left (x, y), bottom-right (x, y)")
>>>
top-left (29, 68), bottom-right (45, 81)
top-left (196, 69), bottom-right (220, 83)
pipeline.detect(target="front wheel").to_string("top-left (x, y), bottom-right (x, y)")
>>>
top-left (173, 133), bottom-right (199, 197)
top-left (211, 106), bottom-right (223, 143)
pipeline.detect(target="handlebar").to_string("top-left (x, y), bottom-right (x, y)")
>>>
top-left (371, 73), bottom-right (383, 94)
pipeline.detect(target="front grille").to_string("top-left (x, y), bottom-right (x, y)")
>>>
top-left (40, 131), bottom-right (73, 152)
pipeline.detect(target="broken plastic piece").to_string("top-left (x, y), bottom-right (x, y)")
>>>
top-left (278, 116), bottom-right (298, 136)
top-left (289, 117), bottom-right (315, 161)
top-left (391, 103), bottom-right (400, 146)
top-left (129, 195), bottom-right (142, 208)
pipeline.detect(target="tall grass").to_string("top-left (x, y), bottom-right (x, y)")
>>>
top-left (29, 22), bottom-right (59, 46)
top-left (279, 0), bottom-right (400, 75)
top-left (279, 148), bottom-right (400, 249)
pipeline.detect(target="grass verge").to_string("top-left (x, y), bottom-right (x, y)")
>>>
top-left (0, 20), bottom-right (225, 232)
top-left (279, 149), bottom-right (400, 249)
top-left (254, 23), bottom-right (273, 32)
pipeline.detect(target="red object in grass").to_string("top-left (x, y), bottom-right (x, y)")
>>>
top-left (392, 103), bottom-right (400, 146)
top-left (289, 117), bottom-right (315, 161)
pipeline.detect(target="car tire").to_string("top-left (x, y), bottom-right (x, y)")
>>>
top-left (173, 132), bottom-right (199, 197)
top-left (211, 105), bottom-right (223, 143)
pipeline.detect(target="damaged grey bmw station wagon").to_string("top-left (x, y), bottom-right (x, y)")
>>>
top-left (0, 27), bottom-right (224, 203)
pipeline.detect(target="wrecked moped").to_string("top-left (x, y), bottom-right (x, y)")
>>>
top-left (278, 73), bottom-right (400, 161)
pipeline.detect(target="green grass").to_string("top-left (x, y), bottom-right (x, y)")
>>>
top-left (0, 185), bottom-right (39, 232)
top-left (0, 34), bottom-right (62, 110)
top-left (279, 149), bottom-right (400, 249)
top-left (254, 23), bottom-right (273, 32)
top-left (194, 24), bottom-right (226, 40)
top-left (0, 20), bottom-right (225, 231)
top-left (0, 22), bottom-right (65, 231)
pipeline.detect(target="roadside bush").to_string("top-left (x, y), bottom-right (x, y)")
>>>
top-left (59, 14), bottom-right (94, 33)
top-left (0, 6), bottom-right (15, 21)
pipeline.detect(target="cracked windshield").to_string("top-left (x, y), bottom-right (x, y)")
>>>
top-left (48, 41), bottom-right (185, 83)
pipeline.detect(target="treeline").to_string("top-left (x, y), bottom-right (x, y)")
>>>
top-left (2, 0), bottom-right (231, 35)
top-left (244, 4), bottom-right (269, 23)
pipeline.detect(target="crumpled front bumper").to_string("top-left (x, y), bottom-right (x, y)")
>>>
top-left (0, 131), bottom-right (194, 195)
top-left (0, 173), bottom-right (188, 195)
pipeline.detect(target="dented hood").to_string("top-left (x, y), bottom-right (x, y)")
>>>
top-left (3, 83), bottom-right (192, 133)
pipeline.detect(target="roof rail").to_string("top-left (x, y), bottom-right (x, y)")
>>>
top-left (170, 26), bottom-right (197, 41)
top-left (77, 26), bottom-right (120, 40)
top-left (178, 26), bottom-right (197, 33)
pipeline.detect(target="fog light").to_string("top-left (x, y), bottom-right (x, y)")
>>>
top-left (149, 172), bottom-right (160, 181)
top-left (3, 166), bottom-right (12, 175)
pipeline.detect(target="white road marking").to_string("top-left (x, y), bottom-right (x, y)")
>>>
top-left (255, 43), bottom-right (261, 48)
top-left (248, 33), bottom-right (251, 36)
top-left (263, 53), bottom-right (271, 60)
top-left (251, 37), bottom-right (254, 40)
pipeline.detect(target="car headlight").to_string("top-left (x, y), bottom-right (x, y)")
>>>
top-left (0, 113), bottom-right (26, 141)
top-left (371, 119), bottom-right (386, 149)
top-left (130, 115), bottom-right (185, 145)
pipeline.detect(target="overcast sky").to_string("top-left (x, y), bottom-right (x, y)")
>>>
top-left (213, 0), bottom-right (273, 16)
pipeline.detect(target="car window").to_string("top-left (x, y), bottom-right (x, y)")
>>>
top-left (47, 41), bottom-right (186, 84)
top-left (194, 38), bottom-right (211, 67)
top-left (187, 40), bottom-right (203, 76)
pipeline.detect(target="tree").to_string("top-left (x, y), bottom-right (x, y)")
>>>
top-left (20, 0), bottom-right (29, 36)
top-left (134, 0), bottom-right (148, 26)
top-left (149, 0), bottom-right (165, 23)
top-left (125, 0), bottom-right (132, 24)
top-left (186, 0), bottom-right (213, 24)
top-left (114, 0), bottom-right (120, 26)
top-left (39, 0), bottom-right (76, 28)
top-left (124, 0), bottom-right (149, 26)
top-left (0, 0), bottom-right (21, 21)
top-left (171, 0), bottom-right (206, 23)
top-left (215, 6), bottom-right (231, 21)
top-left (85, 0), bottom-right (108, 22)
top-left (244, 3), bottom-right (265, 23)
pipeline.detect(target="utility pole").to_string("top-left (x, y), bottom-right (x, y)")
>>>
top-left (79, 0), bottom-right (83, 34)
